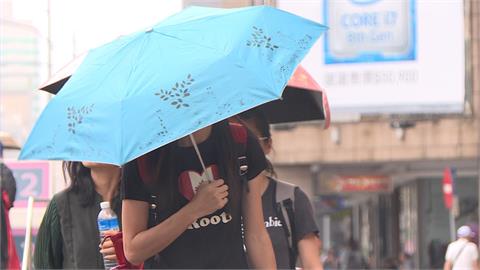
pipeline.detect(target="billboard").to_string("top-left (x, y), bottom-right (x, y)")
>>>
top-left (277, 0), bottom-right (465, 115)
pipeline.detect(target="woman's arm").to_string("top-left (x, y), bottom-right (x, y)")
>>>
top-left (298, 233), bottom-right (323, 270)
top-left (122, 179), bottom-right (229, 265)
top-left (243, 173), bottom-right (276, 269)
top-left (443, 260), bottom-right (452, 270)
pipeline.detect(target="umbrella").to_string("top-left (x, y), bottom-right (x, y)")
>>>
top-left (39, 58), bottom-right (330, 129)
top-left (19, 5), bottom-right (327, 166)
top-left (258, 65), bottom-right (330, 129)
top-left (37, 59), bottom-right (330, 129)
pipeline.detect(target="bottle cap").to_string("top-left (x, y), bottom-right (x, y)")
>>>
top-left (100, 201), bottom-right (110, 209)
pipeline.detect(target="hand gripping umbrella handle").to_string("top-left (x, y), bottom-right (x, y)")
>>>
top-left (189, 134), bottom-right (213, 182)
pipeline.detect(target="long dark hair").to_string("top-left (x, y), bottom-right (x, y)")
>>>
top-left (145, 120), bottom-right (243, 218)
top-left (62, 161), bottom-right (95, 207)
top-left (239, 108), bottom-right (276, 177)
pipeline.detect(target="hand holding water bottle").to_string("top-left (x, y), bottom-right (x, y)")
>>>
top-left (99, 238), bottom-right (117, 262)
top-left (98, 201), bottom-right (120, 270)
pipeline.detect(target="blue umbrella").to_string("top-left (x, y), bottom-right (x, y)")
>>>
top-left (20, 5), bottom-right (327, 165)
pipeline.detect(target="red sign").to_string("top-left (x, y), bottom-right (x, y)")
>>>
top-left (443, 167), bottom-right (454, 209)
top-left (320, 175), bottom-right (392, 193)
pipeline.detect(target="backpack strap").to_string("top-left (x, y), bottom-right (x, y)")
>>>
top-left (136, 123), bottom-right (250, 226)
top-left (229, 122), bottom-right (249, 179)
top-left (453, 242), bottom-right (469, 265)
top-left (274, 179), bottom-right (298, 268)
top-left (136, 156), bottom-right (160, 227)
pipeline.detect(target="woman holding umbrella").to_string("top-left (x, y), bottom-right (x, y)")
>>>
top-left (121, 120), bottom-right (276, 268)
top-left (18, 5), bottom-right (327, 269)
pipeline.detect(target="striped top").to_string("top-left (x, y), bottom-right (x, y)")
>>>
top-left (34, 199), bottom-right (63, 269)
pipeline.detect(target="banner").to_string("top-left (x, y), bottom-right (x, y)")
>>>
top-left (277, 0), bottom-right (465, 115)
top-left (319, 175), bottom-right (392, 194)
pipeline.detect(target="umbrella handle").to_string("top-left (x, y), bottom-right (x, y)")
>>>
top-left (188, 134), bottom-right (213, 182)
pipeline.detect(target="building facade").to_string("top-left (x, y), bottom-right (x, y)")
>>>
top-left (185, 0), bottom-right (480, 267)
top-left (269, 1), bottom-right (480, 268)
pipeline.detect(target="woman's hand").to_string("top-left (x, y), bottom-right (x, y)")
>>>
top-left (188, 179), bottom-right (229, 219)
top-left (99, 238), bottom-right (117, 262)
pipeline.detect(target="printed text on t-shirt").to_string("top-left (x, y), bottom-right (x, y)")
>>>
top-left (188, 211), bottom-right (233, 230)
top-left (265, 216), bottom-right (283, 228)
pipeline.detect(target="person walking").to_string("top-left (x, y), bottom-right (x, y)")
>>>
top-left (34, 161), bottom-right (121, 269)
top-left (239, 109), bottom-right (323, 270)
top-left (0, 142), bottom-right (20, 270)
top-left (444, 225), bottom-right (479, 270)
top-left (121, 121), bottom-right (276, 269)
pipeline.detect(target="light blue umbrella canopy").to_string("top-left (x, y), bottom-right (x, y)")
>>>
top-left (20, 5), bottom-right (327, 165)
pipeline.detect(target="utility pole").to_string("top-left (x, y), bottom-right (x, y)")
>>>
top-left (471, 0), bottom-right (480, 245)
top-left (47, 0), bottom-right (52, 77)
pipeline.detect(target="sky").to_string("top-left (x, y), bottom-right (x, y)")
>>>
top-left (11, 0), bottom-right (183, 72)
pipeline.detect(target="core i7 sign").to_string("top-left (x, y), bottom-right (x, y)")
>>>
top-left (4, 161), bottom-right (50, 207)
top-left (277, 0), bottom-right (465, 115)
top-left (324, 0), bottom-right (416, 64)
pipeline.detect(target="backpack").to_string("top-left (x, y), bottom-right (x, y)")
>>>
top-left (273, 178), bottom-right (298, 269)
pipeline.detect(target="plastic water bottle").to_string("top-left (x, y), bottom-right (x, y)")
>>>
top-left (97, 201), bottom-right (120, 270)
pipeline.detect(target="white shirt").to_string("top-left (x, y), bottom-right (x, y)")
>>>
top-left (445, 238), bottom-right (478, 270)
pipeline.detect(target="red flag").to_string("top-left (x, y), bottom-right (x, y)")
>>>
top-left (443, 167), bottom-right (454, 209)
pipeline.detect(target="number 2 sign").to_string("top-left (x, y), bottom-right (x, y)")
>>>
top-left (4, 161), bottom-right (49, 207)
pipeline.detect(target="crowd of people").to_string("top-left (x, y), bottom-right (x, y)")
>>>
top-left (29, 109), bottom-right (324, 269)
top-left (3, 111), bottom-right (480, 269)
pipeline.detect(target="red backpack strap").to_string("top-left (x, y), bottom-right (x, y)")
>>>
top-left (229, 122), bottom-right (247, 145)
top-left (229, 122), bottom-right (249, 181)
top-left (137, 155), bottom-right (152, 184)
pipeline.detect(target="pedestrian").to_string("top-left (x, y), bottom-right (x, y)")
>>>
top-left (323, 248), bottom-right (339, 270)
top-left (444, 225), bottom-right (478, 270)
top-left (0, 142), bottom-right (20, 270)
top-left (121, 120), bottom-right (276, 269)
top-left (338, 239), bottom-right (369, 270)
top-left (398, 251), bottom-right (414, 270)
top-left (34, 161), bottom-right (122, 269)
top-left (239, 108), bottom-right (323, 270)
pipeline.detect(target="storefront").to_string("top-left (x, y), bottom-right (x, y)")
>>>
top-left (285, 159), bottom-right (479, 268)
top-left (315, 173), bottom-right (397, 268)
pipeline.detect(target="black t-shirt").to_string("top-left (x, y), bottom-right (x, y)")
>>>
top-left (262, 179), bottom-right (319, 269)
top-left (121, 130), bottom-right (267, 269)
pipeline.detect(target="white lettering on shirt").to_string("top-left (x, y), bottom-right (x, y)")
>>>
top-left (188, 212), bottom-right (233, 230)
top-left (264, 216), bottom-right (283, 228)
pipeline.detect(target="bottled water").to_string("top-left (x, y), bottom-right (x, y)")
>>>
top-left (97, 201), bottom-right (120, 270)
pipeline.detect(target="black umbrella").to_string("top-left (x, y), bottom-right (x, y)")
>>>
top-left (258, 65), bottom-right (330, 128)
top-left (38, 52), bottom-right (87, 95)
